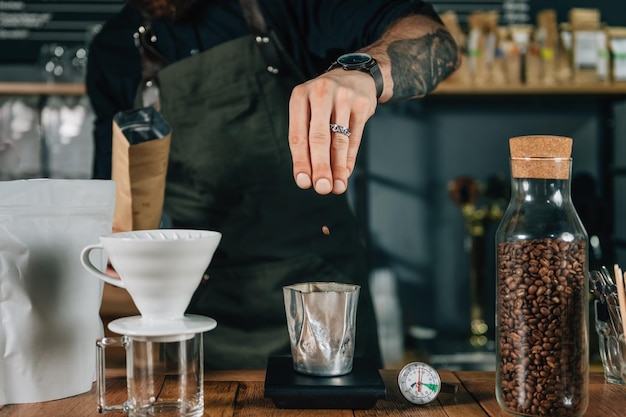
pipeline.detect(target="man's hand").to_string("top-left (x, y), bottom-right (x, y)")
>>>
top-left (287, 14), bottom-right (460, 195)
top-left (288, 69), bottom-right (377, 195)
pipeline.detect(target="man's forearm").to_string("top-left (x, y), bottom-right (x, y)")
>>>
top-left (364, 14), bottom-right (461, 102)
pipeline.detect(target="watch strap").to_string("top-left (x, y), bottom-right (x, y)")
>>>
top-left (366, 60), bottom-right (384, 100)
top-left (326, 61), bottom-right (341, 72)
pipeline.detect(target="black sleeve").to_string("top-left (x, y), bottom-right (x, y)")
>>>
top-left (260, 0), bottom-right (442, 76)
top-left (85, 5), bottom-right (143, 179)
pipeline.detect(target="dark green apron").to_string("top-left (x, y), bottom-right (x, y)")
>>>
top-left (151, 31), bottom-right (380, 369)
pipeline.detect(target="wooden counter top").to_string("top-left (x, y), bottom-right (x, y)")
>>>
top-left (1, 370), bottom-right (624, 416)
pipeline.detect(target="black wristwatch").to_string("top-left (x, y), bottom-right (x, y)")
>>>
top-left (326, 52), bottom-right (384, 99)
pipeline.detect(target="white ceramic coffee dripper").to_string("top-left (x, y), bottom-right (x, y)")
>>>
top-left (81, 229), bottom-right (220, 417)
top-left (80, 229), bottom-right (221, 320)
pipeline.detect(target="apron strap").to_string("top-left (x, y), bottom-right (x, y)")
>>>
top-left (239, 0), bottom-right (282, 75)
top-left (134, 16), bottom-right (170, 108)
top-left (134, 0), bottom-right (283, 107)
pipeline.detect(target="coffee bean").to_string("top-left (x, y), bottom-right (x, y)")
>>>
top-left (497, 237), bottom-right (588, 416)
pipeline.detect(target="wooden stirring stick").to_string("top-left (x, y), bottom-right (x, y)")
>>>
top-left (613, 264), bottom-right (626, 337)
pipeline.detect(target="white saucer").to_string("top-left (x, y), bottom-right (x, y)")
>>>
top-left (108, 314), bottom-right (217, 339)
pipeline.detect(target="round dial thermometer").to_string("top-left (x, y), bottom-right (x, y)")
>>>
top-left (398, 362), bottom-right (456, 405)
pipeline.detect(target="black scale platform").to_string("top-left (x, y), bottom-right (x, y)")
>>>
top-left (263, 356), bottom-right (386, 409)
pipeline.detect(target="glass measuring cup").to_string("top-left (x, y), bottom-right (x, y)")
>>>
top-left (97, 332), bottom-right (204, 417)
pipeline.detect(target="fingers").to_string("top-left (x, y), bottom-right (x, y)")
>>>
top-left (328, 112), bottom-right (352, 195)
top-left (307, 85), bottom-right (334, 194)
top-left (289, 72), bottom-right (376, 195)
top-left (344, 121), bottom-right (364, 179)
top-left (288, 89), bottom-right (314, 189)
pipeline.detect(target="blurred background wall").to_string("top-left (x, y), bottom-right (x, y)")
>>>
top-left (0, 0), bottom-right (625, 369)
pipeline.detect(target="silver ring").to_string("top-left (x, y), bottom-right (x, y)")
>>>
top-left (330, 123), bottom-right (351, 137)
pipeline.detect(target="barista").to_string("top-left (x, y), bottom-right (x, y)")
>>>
top-left (86, 0), bottom-right (460, 369)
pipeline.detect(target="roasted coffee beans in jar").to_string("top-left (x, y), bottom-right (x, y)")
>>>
top-left (495, 136), bottom-right (589, 417)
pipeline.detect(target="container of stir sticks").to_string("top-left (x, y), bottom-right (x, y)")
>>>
top-left (590, 265), bottom-right (626, 384)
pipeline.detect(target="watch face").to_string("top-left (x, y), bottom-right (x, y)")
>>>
top-left (337, 52), bottom-right (372, 67)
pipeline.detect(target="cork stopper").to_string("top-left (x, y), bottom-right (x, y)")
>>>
top-left (509, 135), bottom-right (572, 179)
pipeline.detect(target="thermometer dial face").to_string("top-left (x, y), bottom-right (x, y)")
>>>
top-left (397, 362), bottom-right (442, 405)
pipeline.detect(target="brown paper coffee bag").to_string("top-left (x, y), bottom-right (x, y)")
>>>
top-left (112, 107), bottom-right (171, 231)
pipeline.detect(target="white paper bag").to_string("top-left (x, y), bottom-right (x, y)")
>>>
top-left (0, 179), bottom-right (115, 404)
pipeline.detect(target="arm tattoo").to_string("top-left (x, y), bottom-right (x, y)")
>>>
top-left (388, 28), bottom-right (458, 100)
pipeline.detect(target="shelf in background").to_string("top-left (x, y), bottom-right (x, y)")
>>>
top-left (433, 81), bottom-right (626, 95)
top-left (1, 81), bottom-right (626, 97)
top-left (0, 82), bottom-right (86, 96)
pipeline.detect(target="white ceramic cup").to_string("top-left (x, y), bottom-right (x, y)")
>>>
top-left (80, 229), bottom-right (221, 320)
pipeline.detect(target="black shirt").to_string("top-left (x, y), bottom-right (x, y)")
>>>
top-left (86, 0), bottom-right (440, 178)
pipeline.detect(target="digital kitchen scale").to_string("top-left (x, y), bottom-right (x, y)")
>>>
top-left (263, 356), bottom-right (386, 409)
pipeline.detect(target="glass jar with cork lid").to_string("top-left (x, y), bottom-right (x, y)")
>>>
top-left (495, 135), bottom-right (589, 417)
